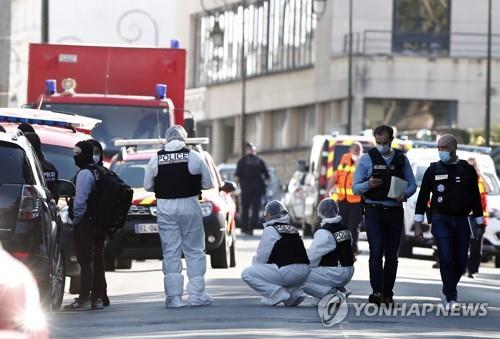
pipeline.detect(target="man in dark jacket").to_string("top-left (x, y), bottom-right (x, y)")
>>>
top-left (235, 142), bottom-right (270, 235)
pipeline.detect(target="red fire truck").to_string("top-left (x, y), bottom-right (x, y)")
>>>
top-left (27, 43), bottom-right (190, 159)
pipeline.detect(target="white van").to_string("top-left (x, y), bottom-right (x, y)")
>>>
top-left (402, 147), bottom-right (500, 267)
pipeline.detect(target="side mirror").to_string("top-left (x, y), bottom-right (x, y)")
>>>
top-left (57, 179), bottom-right (75, 198)
top-left (297, 160), bottom-right (308, 172)
top-left (221, 181), bottom-right (237, 193)
top-left (184, 117), bottom-right (196, 138)
top-left (281, 184), bottom-right (288, 193)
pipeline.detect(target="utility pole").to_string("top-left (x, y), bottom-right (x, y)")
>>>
top-left (486, 0), bottom-right (492, 146)
top-left (240, 6), bottom-right (247, 156)
top-left (42, 0), bottom-right (49, 42)
top-left (347, 0), bottom-right (353, 134)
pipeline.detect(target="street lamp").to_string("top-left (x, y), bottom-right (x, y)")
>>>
top-left (485, 0), bottom-right (492, 147)
top-left (313, 0), bottom-right (327, 17)
top-left (210, 19), bottom-right (224, 48)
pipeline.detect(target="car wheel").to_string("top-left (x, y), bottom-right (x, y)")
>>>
top-left (399, 233), bottom-right (413, 258)
top-left (496, 254), bottom-right (500, 268)
top-left (229, 234), bottom-right (236, 268)
top-left (69, 276), bottom-right (81, 295)
top-left (116, 257), bottom-right (132, 270)
top-left (211, 233), bottom-right (230, 269)
top-left (50, 242), bottom-right (65, 311)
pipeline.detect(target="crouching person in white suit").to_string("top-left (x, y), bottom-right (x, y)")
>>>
top-left (241, 201), bottom-right (311, 306)
top-left (304, 198), bottom-right (355, 303)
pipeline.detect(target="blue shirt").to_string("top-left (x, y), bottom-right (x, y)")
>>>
top-left (352, 151), bottom-right (417, 207)
top-left (73, 169), bottom-right (96, 224)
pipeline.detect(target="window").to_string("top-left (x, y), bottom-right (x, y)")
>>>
top-left (323, 101), bottom-right (346, 135)
top-left (111, 161), bottom-right (148, 189)
top-left (41, 144), bottom-right (79, 181)
top-left (363, 98), bottom-right (457, 131)
top-left (298, 105), bottom-right (316, 146)
top-left (0, 142), bottom-right (33, 184)
top-left (271, 110), bottom-right (287, 149)
top-left (245, 113), bottom-right (261, 149)
top-left (195, 0), bottom-right (316, 86)
top-left (393, 0), bottom-right (451, 55)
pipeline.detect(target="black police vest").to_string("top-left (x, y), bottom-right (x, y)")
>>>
top-left (267, 223), bottom-right (310, 268)
top-left (154, 148), bottom-right (202, 199)
top-left (319, 223), bottom-right (355, 267)
top-left (364, 148), bottom-right (406, 201)
top-left (430, 160), bottom-right (473, 216)
top-left (41, 158), bottom-right (58, 199)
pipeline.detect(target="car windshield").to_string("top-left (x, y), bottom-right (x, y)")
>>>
top-left (41, 144), bottom-right (79, 181)
top-left (333, 143), bottom-right (373, 170)
top-left (41, 103), bottom-right (171, 156)
top-left (0, 142), bottom-right (32, 184)
top-left (111, 160), bottom-right (148, 189)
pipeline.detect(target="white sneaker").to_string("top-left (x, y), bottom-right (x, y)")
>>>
top-left (444, 300), bottom-right (459, 312)
top-left (188, 293), bottom-right (213, 306)
top-left (166, 296), bottom-right (186, 308)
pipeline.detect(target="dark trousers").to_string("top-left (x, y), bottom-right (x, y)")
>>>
top-left (365, 205), bottom-right (403, 298)
top-left (431, 214), bottom-right (470, 302)
top-left (74, 222), bottom-right (106, 302)
top-left (338, 200), bottom-right (362, 253)
top-left (240, 191), bottom-right (262, 233)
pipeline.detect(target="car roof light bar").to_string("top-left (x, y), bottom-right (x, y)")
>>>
top-left (0, 108), bottom-right (101, 131)
top-left (114, 137), bottom-right (210, 147)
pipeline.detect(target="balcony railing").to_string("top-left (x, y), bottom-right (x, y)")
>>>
top-left (340, 30), bottom-right (500, 58)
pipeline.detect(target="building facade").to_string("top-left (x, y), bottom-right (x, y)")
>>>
top-left (179, 0), bottom-right (500, 179)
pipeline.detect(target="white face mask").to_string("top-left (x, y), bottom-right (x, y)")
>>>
top-left (351, 154), bottom-right (359, 162)
top-left (93, 155), bottom-right (100, 164)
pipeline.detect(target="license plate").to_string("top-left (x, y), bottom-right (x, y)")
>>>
top-left (134, 223), bottom-right (159, 234)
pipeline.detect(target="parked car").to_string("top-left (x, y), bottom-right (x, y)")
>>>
top-left (0, 129), bottom-right (75, 311)
top-left (218, 163), bottom-right (283, 228)
top-left (0, 108), bottom-right (102, 295)
top-left (401, 147), bottom-right (500, 268)
top-left (107, 139), bottom-right (237, 269)
top-left (282, 161), bottom-right (308, 227)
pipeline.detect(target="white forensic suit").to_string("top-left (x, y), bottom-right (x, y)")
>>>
top-left (303, 219), bottom-right (355, 300)
top-left (241, 219), bottom-right (311, 306)
top-left (144, 139), bottom-right (213, 306)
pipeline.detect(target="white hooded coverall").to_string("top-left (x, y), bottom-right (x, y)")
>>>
top-left (303, 228), bottom-right (355, 299)
top-left (144, 139), bottom-right (213, 305)
top-left (241, 221), bottom-right (310, 306)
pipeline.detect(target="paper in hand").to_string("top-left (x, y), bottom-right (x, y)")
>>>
top-left (387, 176), bottom-right (408, 199)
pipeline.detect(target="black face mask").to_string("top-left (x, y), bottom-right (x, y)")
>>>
top-left (74, 141), bottom-right (94, 168)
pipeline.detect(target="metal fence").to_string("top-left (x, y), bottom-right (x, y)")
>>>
top-left (340, 30), bottom-right (500, 58)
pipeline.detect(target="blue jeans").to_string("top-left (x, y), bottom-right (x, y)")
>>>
top-left (431, 214), bottom-right (471, 302)
top-left (365, 206), bottom-right (403, 298)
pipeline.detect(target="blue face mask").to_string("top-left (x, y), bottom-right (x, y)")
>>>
top-left (439, 151), bottom-right (451, 163)
top-left (376, 144), bottom-right (390, 155)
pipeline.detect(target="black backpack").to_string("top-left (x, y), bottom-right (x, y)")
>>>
top-left (87, 165), bottom-right (133, 232)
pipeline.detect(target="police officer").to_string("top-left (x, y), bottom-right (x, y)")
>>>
top-left (241, 201), bottom-right (310, 306)
top-left (304, 198), bottom-right (355, 304)
top-left (24, 132), bottom-right (59, 202)
top-left (87, 138), bottom-right (110, 307)
top-left (235, 142), bottom-right (270, 236)
top-left (64, 140), bottom-right (106, 311)
top-left (414, 135), bottom-right (484, 309)
top-left (331, 142), bottom-right (363, 255)
top-left (352, 125), bottom-right (416, 306)
top-left (144, 125), bottom-right (214, 308)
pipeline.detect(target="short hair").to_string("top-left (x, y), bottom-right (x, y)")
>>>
top-left (350, 141), bottom-right (363, 152)
top-left (17, 123), bottom-right (35, 134)
top-left (373, 125), bottom-right (394, 139)
top-left (0, 125), bottom-right (5, 133)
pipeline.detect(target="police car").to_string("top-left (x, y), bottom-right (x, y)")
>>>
top-left (402, 146), bottom-right (500, 267)
top-left (0, 108), bottom-right (102, 295)
top-left (0, 126), bottom-right (76, 311)
top-left (107, 138), bottom-right (237, 269)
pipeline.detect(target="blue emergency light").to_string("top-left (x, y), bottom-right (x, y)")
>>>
top-left (170, 39), bottom-right (180, 48)
top-left (45, 79), bottom-right (57, 95)
top-left (155, 84), bottom-right (167, 99)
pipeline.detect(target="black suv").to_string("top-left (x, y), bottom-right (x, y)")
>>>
top-left (0, 131), bottom-right (75, 311)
